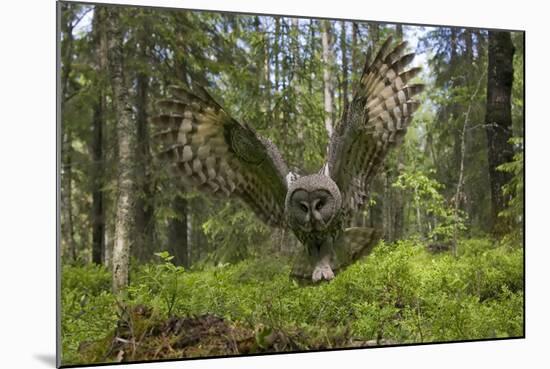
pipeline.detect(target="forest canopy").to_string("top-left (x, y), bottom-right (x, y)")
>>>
top-left (59, 2), bottom-right (524, 366)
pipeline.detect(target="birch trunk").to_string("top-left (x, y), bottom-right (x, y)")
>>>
top-left (106, 8), bottom-right (136, 294)
top-left (340, 21), bottom-right (349, 109)
top-left (321, 20), bottom-right (335, 138)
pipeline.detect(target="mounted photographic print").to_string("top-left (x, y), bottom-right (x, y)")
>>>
top-left (57, 0), bottom-right (525, 366)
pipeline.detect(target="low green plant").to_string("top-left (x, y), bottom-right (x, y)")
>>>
top-left (128, 251), bottom-right (186, 315)
top-left (61, 237), bottom-right (523, 365)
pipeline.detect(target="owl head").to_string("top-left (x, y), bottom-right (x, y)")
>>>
top-left (285, 174), bottom-right (342, 232)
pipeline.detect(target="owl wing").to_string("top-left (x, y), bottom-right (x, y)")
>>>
top-left (152, 85), bottom-right (290, 227)
top-left (325, 36), bottom-right (424, 219)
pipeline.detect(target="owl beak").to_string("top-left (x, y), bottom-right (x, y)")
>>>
top-left (311, 199), bottom-right (325, 230)
top-left (312, 209), bottom-right (323, 222)
top-left (312, 210), bottom-right (325, 231)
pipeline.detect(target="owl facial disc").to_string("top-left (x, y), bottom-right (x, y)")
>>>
top-left (285, 174), bottom-right (342, 232)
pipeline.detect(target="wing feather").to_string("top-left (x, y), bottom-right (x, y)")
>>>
top-left (327, 36), bottom-right (424, 220)
top-left (152, 85), bottom-right (289, 227)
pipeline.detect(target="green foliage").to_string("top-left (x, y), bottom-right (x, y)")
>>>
top-left (497, 137), bottom-right (524, 242)
top-left (347, 241), bottom-right (420, 341)
top-left (128, 251), bottom-right (186, 315)
top-left (61, 265), bottom-right (117, 364)
top-left (511, 32), bottom-right (524, 136)
top-left (416, 239), bottom-right (523, 339)
top-left (62, 263), bottom-right (111, 294)
top-left (201, 201), bottom-right (271, 263)
top-left (418, 28), bottom-right (496, 234)
top-left (61, 238), bottom-right (523, 365)
top-left (393, 169), bottom-right (466, 241)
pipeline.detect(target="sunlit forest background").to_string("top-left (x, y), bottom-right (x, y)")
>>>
top-left (59, 2), bottom-right (524, 365)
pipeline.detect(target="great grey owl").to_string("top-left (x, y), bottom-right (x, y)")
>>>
top-left (152, 36), bottom-right (424, 282)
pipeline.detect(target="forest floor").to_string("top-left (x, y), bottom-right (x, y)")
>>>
top-left (77, 306), bottom-right (383, 363)
top-left (61, 238), bottom-right (524, 366)
top-left (79, 309), bottom-right (263, 362)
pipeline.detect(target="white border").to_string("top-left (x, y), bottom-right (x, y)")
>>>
top-left (1, 0), bottom-right (547, 368)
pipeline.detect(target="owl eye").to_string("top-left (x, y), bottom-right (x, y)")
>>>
top-left (315, 201), bottom-right (324, 210)
top-left (299, 203), bottom-right (308, 212)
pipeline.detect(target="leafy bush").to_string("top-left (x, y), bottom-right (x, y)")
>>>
top-left (61, 265), bottom-right (117, 364)
top-left (62, 264), bottom-right (111, 294)
top-left (128, 251), bottom-right (186, 315)
top-left (393, 170), bottom-right (467, 241)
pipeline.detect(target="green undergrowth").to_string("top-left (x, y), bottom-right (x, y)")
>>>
top-left (61, 238), bottom-right (523, 365)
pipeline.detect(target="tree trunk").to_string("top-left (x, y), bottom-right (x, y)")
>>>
top-left (165, 58), bottom-right (191, 267)
top-left (368, 189), bottom-right (384, 229)
top-left (62, 132), bottom-right (77, 261)
top-left (392, 180), bottom-right (405, 240)
top-left (91, 99), bottom-right (105, 264)
top-left (167, 195), bottom-right (189, 268)
top-left (290, 17), bottom-right (304, 166)
top-left (396, 24), bottom-right (403, 39)
top-left (390, 24), bottom-right (405, 241)
top-left (444, 28), bottom-right (467, 206)
top-left (133, 20), bottom-right (156, 263)
top-left (453, 74), bottom-right (484, 256)
top-left (60, 6), bottom-right (77, 261)
top-left (464, 29), bottom-right (473, 62)
top-left (476, 30), bottom-right (487, 62)
top-left (307, 20), bottom-right (316, 94)
top-left (281, 18), bottom-right (290, 150)
top-left (259, 17), bottom-right (271, 120)
top-left (187, 202), bottom-right (193, 266)
top-left (274, 17), bottom-right (280, 92)
top-left (340, 21), bottom-right (349, 108)
top-left (90, 7), bottom-right (107, 265)
top-left (254, 16), bottom-right (265, 110)
top-left (383, 172), bottom-right (393, 241)
top-left (351, 22), bottom-right (359, 78)
top-left (450, 28), bottom-right (458, 61)
top-left (104, 222), bottom-right (113, 267)
top-left (107, 7), bottom-right (136, 294)
top-left (321, 20), bottom-right (335, 138)
top-left (369, 23), bottom-right (380, 47)
top-left (485, 31), bottom-right (515, 234)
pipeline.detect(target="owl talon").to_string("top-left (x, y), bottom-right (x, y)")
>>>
top-left (312, 263), bottom-right (335, 282)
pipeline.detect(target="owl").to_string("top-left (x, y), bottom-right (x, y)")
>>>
top-left (152, 36), bottom-right (424, 282)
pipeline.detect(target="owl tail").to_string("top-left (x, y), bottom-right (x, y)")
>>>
top-left (332, 227), bottom-right (381, 272)
top-left (290, 227), bottom-right (381, 282)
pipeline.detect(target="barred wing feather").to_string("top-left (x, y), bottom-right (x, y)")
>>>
top-left (152, 86), bottom-right (290, 227)
top-left (327, 36), bottom-right (424, 219)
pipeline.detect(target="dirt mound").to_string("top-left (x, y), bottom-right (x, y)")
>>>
top-left (78, 304), bottom-right (296, 363)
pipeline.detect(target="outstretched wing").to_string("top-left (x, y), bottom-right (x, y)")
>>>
top-left (152, 85), bottom-right (290, 227)
top-left (326, 36), bottom-right (424, 220)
